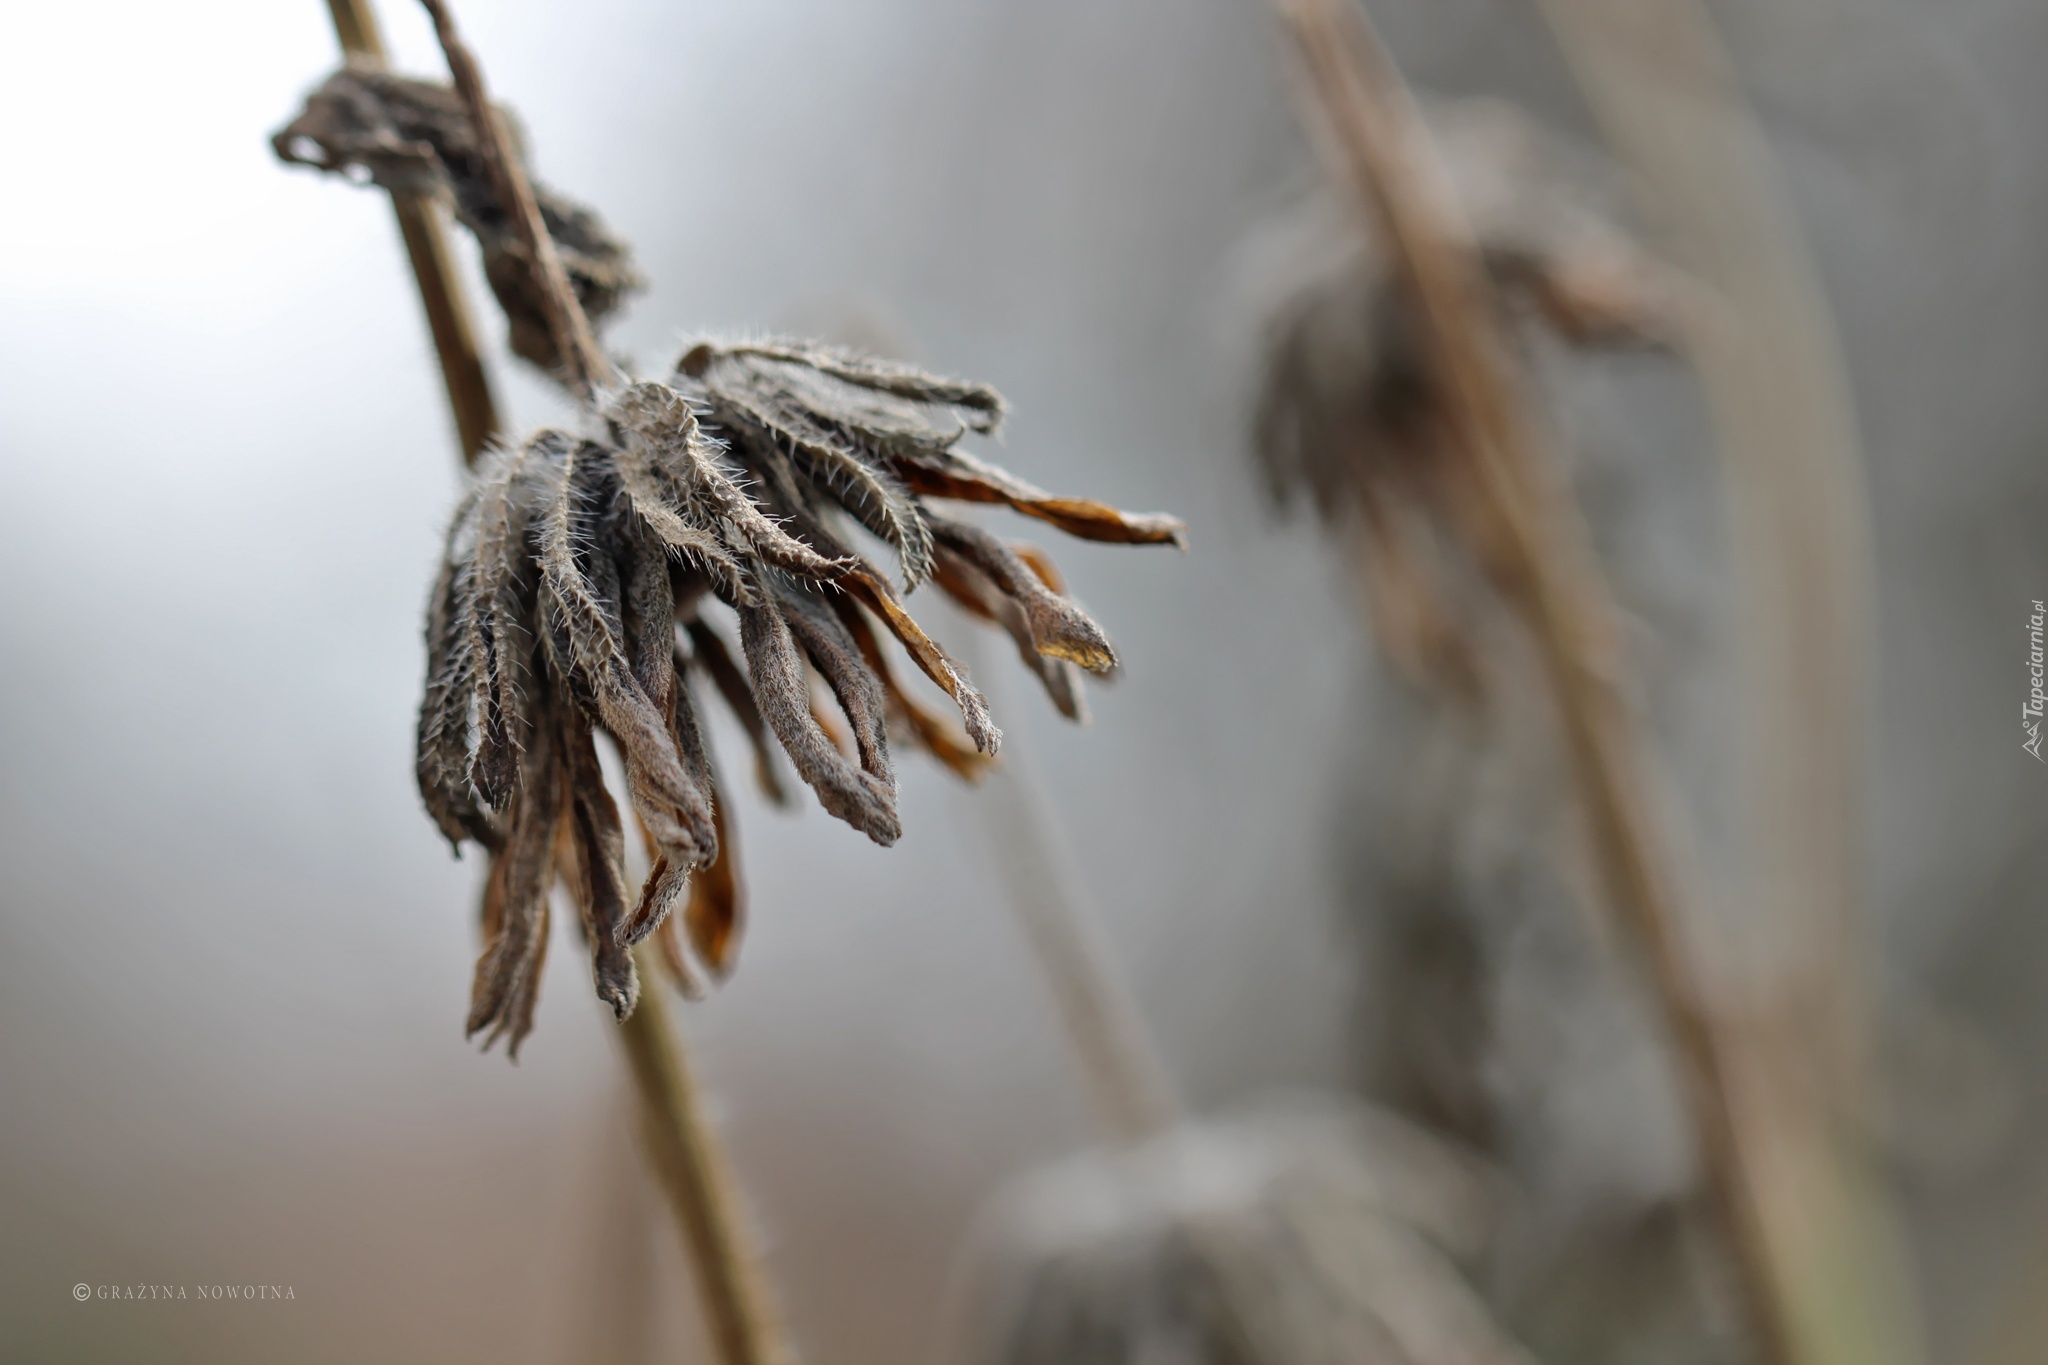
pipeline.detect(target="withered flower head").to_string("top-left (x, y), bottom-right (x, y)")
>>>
top-left (420, 341), bottom-right (1185, 1053)
top-left (277, 19), bottom-right (1183, 1056)
top-left (273, 64), bottom-right (642, 374)
top-left (1253, 98), bottom-right (1672, 693)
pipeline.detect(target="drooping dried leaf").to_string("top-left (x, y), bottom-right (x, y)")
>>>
top-left (560, 713), bottom-right (639, 1020)
top-left (840, 567), bottom-right (999, 755)
top-left (738, 588), bottom-right (901, 846)
top-left (932, 547), bottom-right (1091, 723)
top-left (929, 515), bottom-right (1118, 674)
top-left (535, 436), bottom-right (717, 867)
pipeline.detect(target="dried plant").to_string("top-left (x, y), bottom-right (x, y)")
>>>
top-left (420, 349), bottom-right (1181, 1049)
top-left (277, 7), bottom-right (1186, 1364)
top-left (1266, 0), bottom-right (1797, 1360)
top-left (274, 64), bottom-right (642, 377)
top-left (960, 1097), bottom-right (1533, 1365)
top-left (280, 4), bottom-right (1188, 1361)
top-left (1261, 5), bottom-right (1913, 1363)
top-left (275, 9), bottom-right (1185, 1057)
top-left (1254, 97), bottom-right (1671, 695)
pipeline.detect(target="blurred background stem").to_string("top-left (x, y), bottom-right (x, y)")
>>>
top-left (1272, 2), bottom-right (1839, 1361)
top-left (972, 736), bottom-right (1180, 1147)
top-left (1531, 3), bottom-right (1919, 1363)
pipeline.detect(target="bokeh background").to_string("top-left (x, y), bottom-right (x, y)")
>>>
top-left (1, 1), bottom-right (2043, 1361)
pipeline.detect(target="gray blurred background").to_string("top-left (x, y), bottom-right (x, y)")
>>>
top-left (0, 1), bottom-right (2042, 1361)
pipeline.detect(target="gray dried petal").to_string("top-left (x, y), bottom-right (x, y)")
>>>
top-left (684, 338), bottom-right (1004, 433)
top-left (685, 620), bottom-right (789, 807)
top-left (560, 712), bottom-right (640, 1018)
top-left (466, 699), bottom-right (563, 1053)
top-left (536, 439), bottom-right (717, 867)
top-left (464, 440), bottom-right (545, 808)
top-left (774, 580), bottom-right (895, 790)
top-left (628, 855), bottom-right (693, 953)
top-left (737, 581), bottom-right (901, 846)
top-left (711, 367), bottom-right (933, 587)
top-left (417, 547), bottom-right (495, 849)
top-left (608, 381), bottom-right (846, 588)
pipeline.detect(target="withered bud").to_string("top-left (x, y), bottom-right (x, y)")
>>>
top-left (272, 64), bottom-right (642, 376)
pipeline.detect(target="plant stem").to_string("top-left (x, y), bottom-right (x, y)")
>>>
top-left (324, 2), bottom-right (796, 1357)
top-left (975, 742), bottom-right (1179, 1146)
top-left (323, 0), bottom-right (498, 466)
top-left (417, 0), bottom-right (612, 403)
top-left (1273, 2), bottom-right (1793, 1361)
top-left (616, 947), bottom-right (796, 1365)
top-left (940, 622), bottom-right (1177, 1147)
top-left (414, 0), bottom-right (796, 1354)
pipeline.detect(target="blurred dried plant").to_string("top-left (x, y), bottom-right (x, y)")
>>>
top-left (960, 1096), bottom-right (1534, 1365)
top-left (1525, 6), bottom-right (1918, 1365)
top-left (1257, 2), bottom-right (1917, 1363)
top-left (1254, 96), bottom-right (1672, 697)
top-left (1264, 0), bottom-right (1801, 1360)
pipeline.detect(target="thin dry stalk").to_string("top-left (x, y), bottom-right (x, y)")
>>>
top-left (415, 5), bottom-right (797, 1358)
top-left (417, 0), bottom-right (610, 402)
top-left (839, 469), bottom-right (1168, 1140)
top-left (324, 0), bottom-right (498, 464)
top-left (415, 3), bottom-right (795, 1349)
top-left (1272, 2), bottom-right (1791, 1361)
top-left (970, 719), bottom-right (1179, 1146)
top-left (332, 2), bottom-right (799, 1358)
top-left (1529, 6), bottom-right (1915, 1364)
top-left (616, 946), bottom-right (793, 1365)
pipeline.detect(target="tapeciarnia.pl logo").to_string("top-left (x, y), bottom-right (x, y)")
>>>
top-left (2026, 599), bottom-right (2045, 761)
